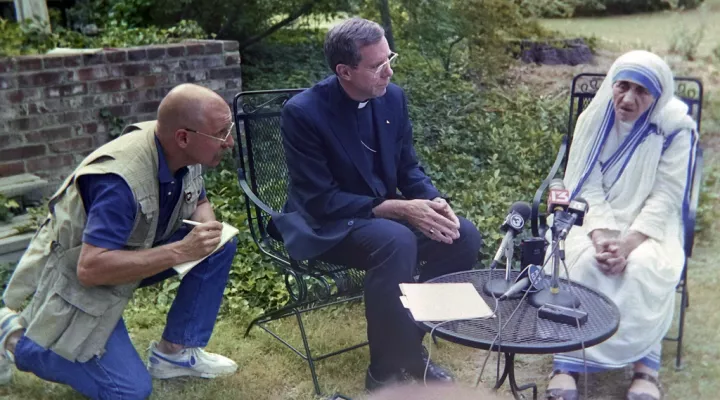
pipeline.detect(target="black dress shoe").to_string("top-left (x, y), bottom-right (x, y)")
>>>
top-left (405, 346), bottom-right (454, 383)
top-left (365, 368), bottom-right (411, 392)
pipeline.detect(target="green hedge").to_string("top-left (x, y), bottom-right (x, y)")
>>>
top-left (517, 0), bottom-right (705, 18)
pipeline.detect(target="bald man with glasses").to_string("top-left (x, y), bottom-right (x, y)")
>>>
top-left (0, 84), bottom-right (239, 399)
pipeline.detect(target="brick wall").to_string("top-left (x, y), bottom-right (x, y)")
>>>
top-left (0, 39), bottom-right (241, 192)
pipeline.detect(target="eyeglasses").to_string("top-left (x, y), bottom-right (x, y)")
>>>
top-left (369, 52), bottom-right (398, 76)
top-left (185, 122), bottom-right (234, 143)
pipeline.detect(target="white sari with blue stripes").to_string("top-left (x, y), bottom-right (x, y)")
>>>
top-left (556, 51), bottom-right (698, 370)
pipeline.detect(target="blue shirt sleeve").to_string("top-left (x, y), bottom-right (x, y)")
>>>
top-left (199, 187), bottom-right (206, 201)
top-left (77, 174), bottom-right (136, 250)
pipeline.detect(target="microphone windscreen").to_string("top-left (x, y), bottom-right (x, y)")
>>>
top-left (509, 201), bottom-right (532, 221)
top-left (549, 178), bottom-right (565, 190)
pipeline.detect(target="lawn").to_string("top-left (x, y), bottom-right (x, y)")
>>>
top-left (2, 6), bottom-right (720, 400)
top-left (541, 0), bottom-right (720, 57)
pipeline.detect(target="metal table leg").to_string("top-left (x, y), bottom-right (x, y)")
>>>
top-left (494, 353), bottom-right (538, 400)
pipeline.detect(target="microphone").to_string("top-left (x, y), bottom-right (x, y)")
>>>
top-left (488, 201), bottom-right (532, 270)
top-left (498, 264), bottom-right (550, 300)
top-left (547, 178), bottom-right (570, 214)
top-left (555, 197), bottom-right (589, 240)
top-left (483, 201), bottom-right (532, 298)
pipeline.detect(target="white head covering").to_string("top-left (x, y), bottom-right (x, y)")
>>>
top-left (564, 50), bottom-right (697, 199)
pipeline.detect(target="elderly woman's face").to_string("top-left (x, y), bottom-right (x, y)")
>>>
top-left (612, 80), bottom-right (655, 122)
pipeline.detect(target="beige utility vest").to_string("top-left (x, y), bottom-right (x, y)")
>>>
top-left (3, 121), bottom-right (204, 362)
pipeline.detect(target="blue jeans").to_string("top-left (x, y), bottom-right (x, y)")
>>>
top-left (14, 232), bottom-right (237, 400)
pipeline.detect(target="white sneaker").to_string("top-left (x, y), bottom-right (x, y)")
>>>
top-left (0, 308), bottom-right (23, 385)
top-left (146, 341), bottom-right (238, 379)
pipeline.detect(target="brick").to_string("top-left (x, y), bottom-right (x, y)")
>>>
top-left (60, 111), bottom-right (83, 124)
top-left (16, 56), bottom-right (43, 71)
top-left (90, 92), bottom-right (129, 107)
top-left (223, 41), bottom-right (239, 52)
top-left (127, 49), bottom-right (147, 62)
top-left (105, 50), bottom-right (128, 63)
top-left (149, 63), bottom-right (170, 74)
top-left (5, 88), bottom-right (41, 104)
top-left (147, 47), bottom-right (166, 60)
top-left (186, 43), bottom-right (205, 56)
top-left (126, 88), bottom-right (162, 103)
top-left (18, 71), bottom-right (65, 88)
top-left (7, 117), bottom-right (35, 131)
top-left (0, 161), bottom-right (25, 177)
top-left (225, 54), bottom-right (240, 66)
top-left (0, 104), bottom-right (28, 119)
top-left (76, 66), bottom-right (109, 81)
top-left (0, 134), bottom-right (25, 148)
top-left (83, 122), bottom-right (100, 134)
top-left (202, 56), bottom-right (223, 69)
top-left (205, 42), bottom-right (223, 54)
top-left (0, 75), bottom-right (17, 90)
top-left (91, 78), bottom-right (127, 93)
top-left (0, 144), bottom-right (46, 161)
top-left (43, 56), bottom-right (66, 69)
top-left (209, 67), bottom-right (242, 80)
top-left (127, 75), bottom-right (158, 89)
top-left (25, 126), bottom-right (73, 143)
top-left (133, 100), bottom-right (161, 114)
top-left (48, 137), bottom-right (94, 153)
top-left (225, 79), bottom-right (240, 89)
top-left (0, 59), bottom-right (15, 73)
top-left (166, 45), bottom-right (186, 57)
top-left (64, 55), bottom-right (83, 67)
top-left (115, 64), bottom-right (151, 77)
top-left (176, 71), bottom-right (207, 83)
top-left (103, 104), bottom-right (132, 118)
top-left (83, 53), bottom-right (105, 66)
top-left (45, 83), bottom-right (88, 98)
top-left (26, 154), bottom-right (75, 172)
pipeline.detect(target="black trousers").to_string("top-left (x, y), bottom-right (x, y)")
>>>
top-left (317, 216), bottom-right (482, 376)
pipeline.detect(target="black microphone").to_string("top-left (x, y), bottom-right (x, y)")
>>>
top-left (488, 201), bottom-right (532, 270)
top-left (554, 197), bottom-right (589, 240)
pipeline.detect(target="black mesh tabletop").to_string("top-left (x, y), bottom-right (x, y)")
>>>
top-left (420, 269), bottom-right (620, 354)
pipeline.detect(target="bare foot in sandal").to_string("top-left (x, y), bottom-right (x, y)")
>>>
top-left (546, 370), bottom-right (579, 400)
top-left (627, 364), bottom-right (663, 400)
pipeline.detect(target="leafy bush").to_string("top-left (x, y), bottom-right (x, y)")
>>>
top-left (0, 17), bottom-right (207, 57)
top-left (521, 0), bottom-right (705, 17)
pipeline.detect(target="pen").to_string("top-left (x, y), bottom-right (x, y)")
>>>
top-left (182, 219), bottom-right (202, 226)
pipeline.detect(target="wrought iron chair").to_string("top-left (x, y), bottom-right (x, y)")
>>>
top-left (530, 73), bottom-right (704, 369)
top-left (232, 89), bottom-right (368, 396)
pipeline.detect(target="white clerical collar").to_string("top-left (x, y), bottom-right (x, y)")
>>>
top-left (358, 101), bottom-right (368, 109)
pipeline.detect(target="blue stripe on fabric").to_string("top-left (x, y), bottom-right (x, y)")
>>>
top-left (613, 67), bottom-right (662, 98)
top-left (604, 124), bottom-right (658, 196)
top-left (571, 101), bottom-right (615, 200)
top-left (663, 129), bottom-right (683, 154)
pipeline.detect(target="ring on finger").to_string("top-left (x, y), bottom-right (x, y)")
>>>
top-left (429, 228), bottom-right (435, 235)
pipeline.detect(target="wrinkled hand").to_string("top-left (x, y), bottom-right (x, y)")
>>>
top-left (178, 221), bottom-right (223, 261)
top-left (404, 199), bottom-right (460, 244)
top-left (591, 229), bottom-right (625, 275)
top-left (432, 197), bottom-right (461, 229)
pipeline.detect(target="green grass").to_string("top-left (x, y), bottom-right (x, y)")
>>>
top-left (541, 0), bottom-right (720, 57)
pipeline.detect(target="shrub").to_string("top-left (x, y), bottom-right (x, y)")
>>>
top-left (0, 17), bottom-right (207, 57)
top-left (521, 0), bottom-right (705, 17)
top-left (667, 24), bottom-right (705, 61)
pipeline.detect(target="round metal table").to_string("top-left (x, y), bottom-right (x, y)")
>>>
top-left (419, 269), bottom-right (620, 400)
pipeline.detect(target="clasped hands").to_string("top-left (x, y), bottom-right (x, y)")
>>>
top-left (405, 197), bottom-right (460, 244)
top-left (591, 229), bottom-right (647, 276)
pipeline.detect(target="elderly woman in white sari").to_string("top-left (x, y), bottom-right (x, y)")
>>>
top-left (545, 50), bottom-right (698, 400)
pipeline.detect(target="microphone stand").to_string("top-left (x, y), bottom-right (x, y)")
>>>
top-left (528, 214), bottom-right (581, 308)
top-left (483, 234), bottom-right (521, 299)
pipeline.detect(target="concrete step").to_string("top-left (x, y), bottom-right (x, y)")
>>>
top-left (0, 232), bottom-right (33, 257)
top-left (0, 173), bottom-right (48, 199)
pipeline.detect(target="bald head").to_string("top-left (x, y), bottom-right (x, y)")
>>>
top-left (156, 84), bottom-right (229, 138)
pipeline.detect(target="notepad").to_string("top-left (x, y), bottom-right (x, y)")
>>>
top-left (172, 222), bottom-right (239, 278)
top-left (399, 282), bottom-right (494, 322)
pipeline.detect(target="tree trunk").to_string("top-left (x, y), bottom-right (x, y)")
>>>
top-left (377, 0), bottom-right (395, 51)
top-left (238, 1), bottom-right (315, 50)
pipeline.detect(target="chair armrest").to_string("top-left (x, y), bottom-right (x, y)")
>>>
top-left (237, 168), bottom-right (276, 216)
top-left (684, 147), bottom-right (703, 257)
top-left (531, 135), bottom-right (569, 237)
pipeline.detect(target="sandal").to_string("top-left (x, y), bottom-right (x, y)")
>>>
top-left (546, 369), bottom-right (580, 400)
top-left (626, 371), bottom-right (664, 400)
